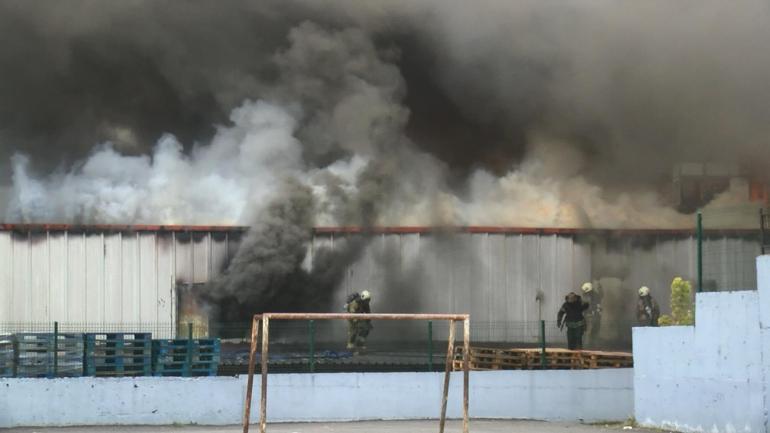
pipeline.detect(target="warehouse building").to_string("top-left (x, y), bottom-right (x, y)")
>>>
top-left (0, 224), bottom-right (760, 344)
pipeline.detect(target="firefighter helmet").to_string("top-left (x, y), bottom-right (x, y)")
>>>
top-left (360, 290), bottom-right (371, 301)
top-left (581, 282), bottom-right (593, 293)
top-left (638, 286), bottom-right (650, 296)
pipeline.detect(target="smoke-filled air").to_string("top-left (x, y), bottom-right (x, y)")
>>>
top-left (1, 1), bottom-right (769, 315)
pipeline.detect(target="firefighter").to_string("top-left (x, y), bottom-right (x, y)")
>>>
top-left (345, 290), bottom-right (372, 354)
top-left (637, 286), bottom-right (660, 326)
top-left (581, 282), bottom-right (603, 346)
top-left (557, 291), bottom-right (589, 350)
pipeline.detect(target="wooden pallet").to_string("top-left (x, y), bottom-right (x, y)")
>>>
top-left (579, 350), bottom-right (633, 369)
top-left (453, 346), bottom-right (632, 371)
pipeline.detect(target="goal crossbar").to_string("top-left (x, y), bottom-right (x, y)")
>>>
top-left (242, 312), bottom-right (471, 433)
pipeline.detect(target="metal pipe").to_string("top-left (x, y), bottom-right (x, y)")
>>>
top-left (462, 318), bottom-right (470, 433)
top-left (261, 313), bottom-right (469, 321)
top-left (259, 317), bottom-right (270, 433)
top-left (242, 316), bottom-right (260, 433)
top-left (439, 320), bottom-right (456, 433)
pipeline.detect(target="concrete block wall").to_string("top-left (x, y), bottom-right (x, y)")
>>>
top-left (633, 256), bottom-right (770, 432)
top-left (0, 370), bottom-right (634, 427)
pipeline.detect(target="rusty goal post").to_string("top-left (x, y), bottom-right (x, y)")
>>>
top-left (242, 312), bottom-right (471, 433)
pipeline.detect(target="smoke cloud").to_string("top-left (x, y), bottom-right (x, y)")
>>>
top-left (2, 1), bottom-right (769, 316)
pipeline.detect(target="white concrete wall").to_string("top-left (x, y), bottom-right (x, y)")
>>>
top-left (0, 369), bottom-right (633, 427)
top-left (633, 256), bottom-right (770, 433)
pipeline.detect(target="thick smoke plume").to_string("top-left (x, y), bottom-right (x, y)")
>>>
top-left (2, 1), bottom-right (769, 316)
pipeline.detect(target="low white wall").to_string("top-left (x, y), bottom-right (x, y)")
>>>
top-left (0, 369), bottom-right (633, 427)
top-left (633, 256), bottom-right (770, 433)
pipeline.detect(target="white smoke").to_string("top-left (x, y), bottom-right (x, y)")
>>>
top-left (7, 100), bottom-right (308, 224)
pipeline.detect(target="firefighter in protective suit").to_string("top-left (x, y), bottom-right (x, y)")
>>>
top-left (581, 282), bottom-right (602, 346)
top-left (637, 286), bottom-right (660, 327)
top-left (346, 290), bottom-right (372, 354)
top-left (557, 291), bottom-right (589, 350)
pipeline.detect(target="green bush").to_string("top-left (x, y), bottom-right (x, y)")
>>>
top-left (658, 277), bottom-right (695, 326)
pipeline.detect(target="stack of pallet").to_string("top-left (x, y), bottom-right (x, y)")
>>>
top-left (453, 346), bottom-right (631, 371)
top-left (85, 333), bottom-right (152, 377)
top-left (0, 334), bottom-right (14, 377)
top-left (152, 339), bottom-right (220, 377)
top-left (580, 350), bottom-right (634, 369)
top-left (15, 333), bottom-right (84, 377)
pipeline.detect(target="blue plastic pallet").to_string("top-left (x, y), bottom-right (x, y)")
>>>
top-left (152, 339), bottom-right (220, 377)
top-left (85, 333), bottom-right (152, 377)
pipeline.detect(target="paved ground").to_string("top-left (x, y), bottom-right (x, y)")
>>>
top-left (3, 420), bottom-right (658, 433)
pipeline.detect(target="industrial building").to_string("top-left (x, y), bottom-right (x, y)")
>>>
top-left (0, 224), bottom-right (759, 345)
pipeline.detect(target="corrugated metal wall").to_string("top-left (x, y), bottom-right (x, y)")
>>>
top-left (0, 229), bottom-right (241, 337)
top-left (312, 231), bottom-right (760, 342)
top-left (0, 226), bottom-right (759, 343)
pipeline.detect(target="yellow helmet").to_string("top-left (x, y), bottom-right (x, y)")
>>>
top-left (638, 286), bottom-right (650, 296)
top-left (360, 290), bottom-right (371, 301)
top-left (581, 282), bottom-right (593, 293)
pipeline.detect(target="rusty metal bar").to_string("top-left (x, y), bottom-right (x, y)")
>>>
top-left (242, 315), bottom-right (260, 433)
top-left (248, 312), bottom-right (469, 432)
top-left (262, 313), bottom-right (469, 321)
top-left (462, 318), bottom-right (470, 433)
top-left (259, 317), bottom-right (270, 433)
top-left (439, 320), bottom-right (456, 433)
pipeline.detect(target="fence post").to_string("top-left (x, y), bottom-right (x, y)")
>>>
top-left (428, 321), bottom-right (434, 372)
top-left (697, 211), bottom-right (703, 293)
top-left (187, 322), bottom-right (193, 377)
top-left (539, 320), bottom-right (546, 369)
top-left (53, 321), bottom-right (59, 378)
top-left (759, 207), bottom-right (765, 256)
top-left (308, 320), bottom-right (315, 373)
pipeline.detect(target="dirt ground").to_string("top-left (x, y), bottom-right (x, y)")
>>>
top-left (3, 419), bottom-right (661, 433)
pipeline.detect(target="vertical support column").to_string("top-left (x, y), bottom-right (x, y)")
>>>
top-left (697, 211), bottom-right (703, 293)
top-left (308, 320), bottom-right (315, 373)
top-left (462, 318), bottom-right (470, 433)
top-left (53, 321), bottom-right (59, 378)
top-left (242, 315), bottom-right (260, 433)
top-left (186, 322), bottom-right (193, 377)
top-left (540, 319), bottom-right (547, 369)
top-left (439, 320), bottom-right (456, 433)
top-left (260, 317), bottom-right (270, 433)
top-left (428, 321), bottom-right (434, 372)
top-left (759, 207), bottom-right (765, 256)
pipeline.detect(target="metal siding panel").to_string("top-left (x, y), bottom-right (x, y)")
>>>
top-left (487, 234), bottom-right (507, 340)
top-left (0, 232), bottom-right (11, 321)
top-left (210, 233), bottom-right (229, 277)
top-left (120, 234), bottom-right (138, 323)
top-left (66, 233), bottom-right (87, 322)
top-left (192, 233), bottom-right (209, 283)
top-left (85, 234), bottom-right (105, 323)
top-left (28, 233), bottom-right (50, 322)
top-left (12, 232), bottom-right (31, 322)
top-left (156, 233), bottom-right (175, 338)
top-left (505, 234), bottom-right (525, 341)
top-left (48, 232), bottom-right (68, 322)
top-left (103, 234), bottom-right (123, 325)
top-left (174, 233), bottom-right (193, 284)
top-left (139, 233), bottom-right (157, 323)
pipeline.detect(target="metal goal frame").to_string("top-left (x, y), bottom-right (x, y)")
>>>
top-left (241, 312), bottom-right (471, 433)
